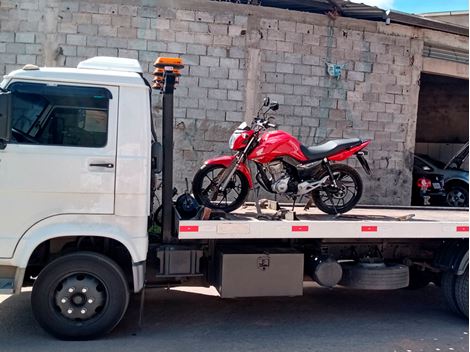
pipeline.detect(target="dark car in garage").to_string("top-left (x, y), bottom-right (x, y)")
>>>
top-left (412, 143), bottom-right (469, 207)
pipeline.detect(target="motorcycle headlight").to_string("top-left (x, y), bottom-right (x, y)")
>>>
top-left (229, 133), bottom-right (237, 150)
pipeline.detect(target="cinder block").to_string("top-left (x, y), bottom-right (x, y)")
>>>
top-left (91, 14), bottom-right (111, 25)
top-left (260, 18), bottom-right (278, 30)
top-left (355, 62), bottom-right (372, 72)
top-left (196, 11), bottom-right (215, 23)
top-left (213, 35), bottom-right (231, 46)
top-left (98, 26), bottom-right (117, 37)
top-left (167, 42), bottom-right (187, 54)
top-left (286, 32), bottom-right (303, 43)
top-left (214, 13), bottom-right (233, 24)
top-left (234, 15), bottom-right (247, 26)
top-left (66, 34), bottom-right (86, 46)
top-left (199, 77), bottom-right (218, 88)
top-left (59, 23), bottom-right (78, 34)
top-left (72, 13), bottom-right (92, 24)
top-left (190, 66), bottom-right (211, 78)
top-left (98, 47), bottom-right (117, 56)
top-left (176, 10), bottom-right (195, 21)
top-left (107, 37), bottom-right (128, 49)
top-left (301, 76), bottom-right (319, 86)
top-left (200, 56), bottom-right (220, 67)
top-left (25, 44), bottom-right (42, 54)
top-left (179, 97), bottom-right (199, 108)
top-left (218, 79), bottom-right (237, 90)
top-left (15, 32), bottom-right (35, 43)
top-left (187, 44), bottom-right (206, 55)
top-left (268, 30), bottom-right (285, 41)
top-left (377, 112), bottom-right (393, 122)
top-left (226, 111), bottom-right (243, 122)
top-left (229, 68), bottom-right (244, 80)
top-left (276, 41), bottom-right (293, 53)
top-left (276, 62), bottom-right (293, 73)
top-left (77, 46), bottom-right (98, 57)
top-left (218, 99), bottom-right (237, 111)
top-left (284, 74), bottom-right (302, 84)
top-left (118, 48), bottom-right (138, 59)
top-left (78, 24), bottom-right (98, 36)
top-left (16, 54), bottom-right (36, 64)
top-left (189, 22), bottom-right (209, 33)
top-left (228, 25), bottom-right (243, 37)
top-left (303, 34), bottom-right (320, 46)
top-left (128, 39), bottom-right (147, 50)
top-left (276, 84), bottom-right (293, 94)
top-left (296, 22), bottom-right (313, 34)
top-left (175, 32), bottom-right (195, 43)
top-left (220, 57), bottom-right (238, 68)
top-left (209, 67), bottom-right (229, 79)
top-left (157, 30), bottom-right (175, 42)
top-left (119, 5), bottom-right (137, 16)
top-left (99, 4), bottom-right (118, 15)
top-left (347, 71), bottom-right (364, 82)
top-left (228, 90), bottom-right (243, 101)
top-left (151, 18), bottom-right (170, 29)
top-left (6, 43), bottom-right (26, 54)
top-left (207, 47), bottom-right (227, 57)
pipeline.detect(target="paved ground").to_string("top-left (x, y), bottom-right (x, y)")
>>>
top-left (0, 283), bottom-right (468, 352)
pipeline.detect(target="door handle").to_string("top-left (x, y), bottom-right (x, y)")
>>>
top-left (89, 163), bottom-right (114, 168)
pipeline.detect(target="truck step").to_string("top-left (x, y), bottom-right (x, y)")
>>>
top-left (0, 278), bottom-right (14, 294)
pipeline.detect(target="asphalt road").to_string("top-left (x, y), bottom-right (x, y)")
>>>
top-left (0, 283), bottom-right (468, 352)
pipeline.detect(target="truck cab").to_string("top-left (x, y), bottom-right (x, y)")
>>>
top-left (0, 57), bottom-right (152, 295)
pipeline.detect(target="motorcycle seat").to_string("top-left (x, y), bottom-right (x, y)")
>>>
top-left (300, 138), bottom-right (363, 161)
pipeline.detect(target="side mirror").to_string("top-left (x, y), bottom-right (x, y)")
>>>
top-left (270, 101), bottom-right (279, 111)
top-left (263, 97), bottom-right (270, 106)
top-left (0, 91), bottom-right (11, 149)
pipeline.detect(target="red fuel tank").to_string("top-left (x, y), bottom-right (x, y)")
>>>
top-left (248, 130), bottom-right (308, 163)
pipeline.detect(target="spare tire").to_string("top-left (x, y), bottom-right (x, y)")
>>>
top-left (340, 263), bottom-right (409, 290)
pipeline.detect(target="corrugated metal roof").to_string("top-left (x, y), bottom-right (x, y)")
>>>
top-left (218, 0), bottom-right (468, 36)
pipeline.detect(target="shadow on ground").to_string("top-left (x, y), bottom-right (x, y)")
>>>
top-left (0, 284), bottom-right (467, 352)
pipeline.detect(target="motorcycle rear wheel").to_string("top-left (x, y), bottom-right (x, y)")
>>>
top-left (192, 164), bottom-right (249, 213)
top-left (312, 163), bottom-right (363, 214)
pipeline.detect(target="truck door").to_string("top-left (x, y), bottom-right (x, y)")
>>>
top-left (0, 82), bottom-right (118, 258)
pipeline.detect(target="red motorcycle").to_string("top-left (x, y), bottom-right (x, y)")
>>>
top-left (192, 98), bottom-right (371, 214)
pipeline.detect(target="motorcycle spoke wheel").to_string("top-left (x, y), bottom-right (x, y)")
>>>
top-left (192, 164), bottom-right (250, 213)
top-left (312, 164), bottom-right (363, 215)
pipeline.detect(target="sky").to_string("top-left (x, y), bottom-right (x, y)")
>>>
top-left (358, 0), bottom-right (469, 13)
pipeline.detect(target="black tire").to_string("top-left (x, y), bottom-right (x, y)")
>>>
top-left (445, 185), bottom-right (469, 207)
top-left (31, 252), bottom-right (130, 340)
top-left (312, 163), bottom-right (363, 215)
top-left (340, 263), bottom-right (409, 290)
top-left (455, 268), bottom-right (469, 318)
top-left (441, 271), bottom-right (462, 316)
top-left (192, 163), bottom-right (249, 213)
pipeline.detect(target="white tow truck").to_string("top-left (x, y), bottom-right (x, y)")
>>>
top-left (0, 57), bottom-right (468, 340)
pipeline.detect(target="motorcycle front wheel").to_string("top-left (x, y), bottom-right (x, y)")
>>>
top-left (192, 164), bottom-right (249, 213)
top-left (312, 163), bottom-right (363, 214)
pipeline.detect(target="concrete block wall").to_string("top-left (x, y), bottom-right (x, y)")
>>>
top-left (0, 0), bottom-right (446, 205)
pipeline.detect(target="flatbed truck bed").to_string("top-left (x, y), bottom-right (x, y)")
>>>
top-left (179, 205), bottom-right (469, 239)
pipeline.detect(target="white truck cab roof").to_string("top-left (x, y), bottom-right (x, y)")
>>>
top-left (2, 57), bottom-right (147, 88)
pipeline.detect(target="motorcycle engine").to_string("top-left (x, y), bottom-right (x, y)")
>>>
top-left (266, 161), bottom-right (295, 193)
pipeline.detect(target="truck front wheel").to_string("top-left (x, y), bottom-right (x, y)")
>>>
top-left (31, 252), bottom-right (130, 340)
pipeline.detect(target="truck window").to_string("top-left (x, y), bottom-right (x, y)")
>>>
top-left (9, 82), bottom-right (111, 148)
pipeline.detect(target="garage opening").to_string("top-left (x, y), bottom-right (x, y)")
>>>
top-left (413, 73), bottom-right (469, 206)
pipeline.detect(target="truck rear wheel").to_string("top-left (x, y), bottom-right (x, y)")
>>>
top-left (31, 252), bottom-right (130, 340)
top-left (454, 268), bottom-right (469, 318)
top-left (441, 270), bottom-right (467, 318)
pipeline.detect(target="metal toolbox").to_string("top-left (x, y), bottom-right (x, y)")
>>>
top-left (217, 249), bottom-right (304, 298)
